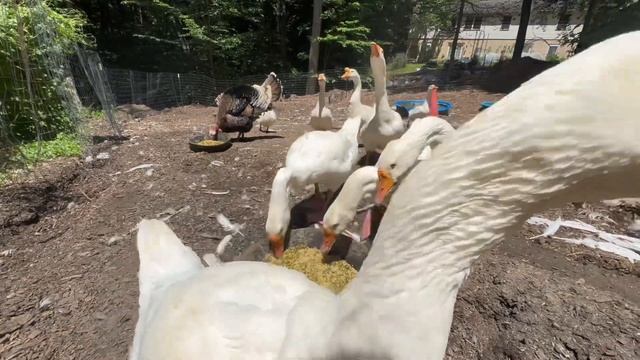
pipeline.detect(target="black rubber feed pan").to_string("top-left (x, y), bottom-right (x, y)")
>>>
top-left (189, 133), bottom-right (232, 153)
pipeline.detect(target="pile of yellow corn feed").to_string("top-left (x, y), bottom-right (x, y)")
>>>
top-left (197, 139), bottom-right (225, 146)
top-left (267, 246), bottom-right (357, 293)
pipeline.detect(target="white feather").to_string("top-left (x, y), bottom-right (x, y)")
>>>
top-left (216, 234), bottom-right (233, 255)
top-left (216, 213), bottom-right (245, 236)
top-left (256, 110), bottom-right (277, 128)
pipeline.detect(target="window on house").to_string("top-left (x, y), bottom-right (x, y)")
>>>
top-left (464, 17), bottom-right (473, 29)
top-left (556, 14), bottom-right (570, 30)
top-left (464, 16), bottom-right (482, 30)
top-left (547, 45), bottom-right (559, 59)
top-left (473, 16), bottom-right (482, 29)
top-left (501, 16), bottom-right (512, 31)
top-left (454, 43), bottom-right (464, 60)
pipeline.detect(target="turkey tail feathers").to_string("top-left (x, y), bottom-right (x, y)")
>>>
top-left (262, 72), bottom-right (283, 102)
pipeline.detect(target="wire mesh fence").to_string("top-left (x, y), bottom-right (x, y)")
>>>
top-left (71, 63), bottom-right (372, 112)
top-left (0, 0), bottom-right (87, 176)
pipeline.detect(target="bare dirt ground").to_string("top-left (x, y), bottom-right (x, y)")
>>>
top-left (1, 87), bottom-right (639, 360)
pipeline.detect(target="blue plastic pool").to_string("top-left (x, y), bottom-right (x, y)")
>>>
top-left (394, 100), bottom-right (425, 110)
top-left (480, 101), bottom-right (495, 110)
top-left (394, 100), bottom-right (453, 116)
top-left (438, 100), bottom-right (453, 115)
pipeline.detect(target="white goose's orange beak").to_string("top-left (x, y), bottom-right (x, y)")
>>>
top-left (371, 43), bottom-right (383, 58)
top-left (268, 234), bottom-right (285, 258)
top-left (341, 67), bottom-right (351, 80)
top-left (320, 226), bottom-right (337, 254)
top-left (375, 169), bottom-right (395, 204)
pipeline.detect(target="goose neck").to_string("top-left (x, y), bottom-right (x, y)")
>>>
top-left (339, 116), bottom-right (363, 140)
top-left (373, 76), bottom-right (388, 108)
top-left (265, 168), bottom-right (292, 237)
top-left (370, 61), bottom-right (390, 110)
top-left (318, 82), bottom-right (326, 114)
top-left (338, 114), bottom-right (640, 358)
top-left (349, 76), bottom-right (362, 106)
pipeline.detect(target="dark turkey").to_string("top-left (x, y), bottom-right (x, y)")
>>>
top-left (211, 72), bottom-right (283, 140)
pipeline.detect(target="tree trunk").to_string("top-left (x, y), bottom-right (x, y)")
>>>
top-left (446, 0), bottom-right (465, 81)
top-left (512, 0), bottom-right (533, 60)
top-left (576, 0), bottom-right (600, 53)
top-left (306, 0), bottom-right (323, 95)
top-left (275, 0), bottom-right (289, 69)
top-left (425, 31), bottom-right (441, 62)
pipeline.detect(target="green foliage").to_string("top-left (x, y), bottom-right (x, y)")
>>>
top-left (16, 133), bottom-right (83, 166)
top-left (317, 1), bottom-right (372, 67)
top-left (410, 0), bottom-right (457, 34)
top-left (320, 20), bottom-right (370, 54)
top-left (80, 107), bottom-right (104, 119)
top-left (0, 2), bottom-right (88, 141)
top-left (62, 0), bottom-right (416, 75)
top-left (0, 132), bottom-right (83, 185)
top-left (545, 54), bottom-right (564, 63)
top-left (359, 0), bottom-right (414, 55)
top-left (0, 172), bottom-right (8, 187)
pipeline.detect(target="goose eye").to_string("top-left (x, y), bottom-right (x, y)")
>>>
top-left (390, 163), bottom-right (397, 169)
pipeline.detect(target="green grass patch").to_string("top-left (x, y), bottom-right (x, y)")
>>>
top-left (81, 107), bottom-right (105, 120)
top-left (0, 133), bottom-right (83, 187)
top-left (389, 63), bottom-right (424, 76)
top-left (0, 172), bottom-right (9, 187)
top-left (16, 133), bottom-right (84, 166)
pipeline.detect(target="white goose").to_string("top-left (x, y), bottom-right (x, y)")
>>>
top-left (375, 83), bottom-right (442, 184)
top-left (360, 43), bottom-right (406, 163)
top-left (265, 115), bottom-right (362, 256)
top-left (375, 116), bottom-right (454, 203)
top-left (341, 67), bottom-right (375, 134)
top-left (130, 32), bottom-right (640, 360)
top-left (309, 74), bottom-right (333, 130)
top-left (320, 165), bottom-right (379, 253)
top-left (320, 114), bottom-right (454, 252)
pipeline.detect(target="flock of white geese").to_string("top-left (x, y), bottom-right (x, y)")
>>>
top-left (129, 32), bottom-right (640, 359)
top-left (267, 43), bottom-right (449, 256)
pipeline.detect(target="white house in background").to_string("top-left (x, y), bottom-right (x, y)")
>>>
top-left (409, 0), bottom-right (584, 65)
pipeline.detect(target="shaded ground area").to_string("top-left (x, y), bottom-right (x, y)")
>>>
top-left (0, 88), bottom-right (638, 359)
